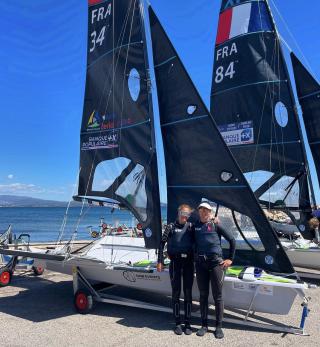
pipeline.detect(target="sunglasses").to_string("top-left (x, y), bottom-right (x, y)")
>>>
top-left (179, 211), bottom-right (191, 217)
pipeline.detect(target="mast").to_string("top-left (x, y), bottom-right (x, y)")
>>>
top-left (264, 0), bottom-right (317, 208)
top-left (140, 0), bottom-right (167, 209)
top-left (139, 0), bottom-right (163, 233)
top-left (291, 52), bottom-right (320, 201)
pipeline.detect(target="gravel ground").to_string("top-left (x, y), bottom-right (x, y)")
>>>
top-left (0, 270), bottom-right (319, 347)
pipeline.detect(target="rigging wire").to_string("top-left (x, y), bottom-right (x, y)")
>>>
top-left (270, 0), bottom-right (317, 77)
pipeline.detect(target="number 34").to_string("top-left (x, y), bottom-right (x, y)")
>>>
top-left (90, 26), bottom-right (106, 53)
top-left (215, 62), bottom-right (235, 83)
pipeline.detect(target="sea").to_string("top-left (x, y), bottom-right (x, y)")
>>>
top-left (0, 207), bottom-right (167, 242)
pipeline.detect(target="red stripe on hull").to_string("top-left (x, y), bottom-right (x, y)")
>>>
top-left (215, 9), bottom-right (233, 45)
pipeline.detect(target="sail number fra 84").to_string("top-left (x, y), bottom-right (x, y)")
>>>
top-left (215, 42), bottom-right (238, 84)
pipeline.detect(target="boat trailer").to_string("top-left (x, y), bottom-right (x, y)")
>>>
top-left (72, 267), bottom-right (311, 336)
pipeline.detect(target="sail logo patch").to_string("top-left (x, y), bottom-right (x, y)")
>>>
top-left (81, 133), bottom-right (119, 151)
top-left (86, 110), bottom-right (133, 132)
top-left (218, 121), bottom-right (254, 146)
top-left (216, 2), bottom-right (272, 45)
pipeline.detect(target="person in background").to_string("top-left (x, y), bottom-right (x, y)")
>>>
top-left (193, 202), bottom-right (236, 339)
top-left (157, 204), bottom-right (194, 335)
top-left (309, 217), bottom-right (320, 244)
top-left (312, 206), bottom-right (320, 222)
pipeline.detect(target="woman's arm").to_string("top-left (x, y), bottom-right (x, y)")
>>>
top-left (157, 224), bottom-right (173, 269)
top-left (217, 225), bottom-right (236, 267)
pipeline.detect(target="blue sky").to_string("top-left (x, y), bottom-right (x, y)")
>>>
top-left (0, 0), bottom-right (319, 203)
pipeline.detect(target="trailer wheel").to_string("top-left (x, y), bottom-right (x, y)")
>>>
top-left (74, 289), bottom-right (93, 314)
top-left (32, 266), bottom-right (45, 276)
top-left (0, 270), bottom-right (12, 287)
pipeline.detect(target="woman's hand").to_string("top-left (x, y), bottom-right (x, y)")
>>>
top-left (220, 259), bottom-right (232, 269)
top-left (212, 217), bottom-right (220, 224)
top-left (157, 263), bottom-right (164, 272)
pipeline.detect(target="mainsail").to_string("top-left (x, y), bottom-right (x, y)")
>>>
top-left (76, 0), bottom-right (162, 248)
top-left (149, 6), bottom-right (294, 274)
top-left (291, 52), bottom-right (320, 190)
top-left (210, 0), bottom-right (314, 238)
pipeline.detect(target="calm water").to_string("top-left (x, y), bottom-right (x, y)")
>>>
top-left (0, 207), bottom-right (166, 242)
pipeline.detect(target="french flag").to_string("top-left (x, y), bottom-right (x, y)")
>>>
top-left (216, 2), bottom-right (273, 45)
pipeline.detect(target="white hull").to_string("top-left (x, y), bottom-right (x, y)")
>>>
top-left (33, 235), bottom-right (307, 316)
top-left (285, 247), bottom-right (320, 270)
top-left (43, 258), bottom-right (305, 315)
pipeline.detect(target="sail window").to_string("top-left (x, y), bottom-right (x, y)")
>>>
top-left (92, 157), bottom-right (131, 192)
top-left (116, 164), bottom-right (148, 222)
top-left (244, 170), bottom-right (274, 192)
top-left (128, 68), bottom-right (141, 102)
top-left (218, 207), bottom-right (265, 252)
top-left (274, 101), bottom-right (288, 127)
top-left (260, 175), bottom-right (300, 207)
top-left (187, 105), bottom-right (197, 115)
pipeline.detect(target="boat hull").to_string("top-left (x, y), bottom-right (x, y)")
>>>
top-left (42, 257), bottom-right (305, 316)
top-left (285, 248), bottom-right (320, 270)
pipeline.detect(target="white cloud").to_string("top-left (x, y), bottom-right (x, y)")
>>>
top-left (0, 183), bottom-right (45, 194)
top-left (7, 174), bottom-right (13, 179)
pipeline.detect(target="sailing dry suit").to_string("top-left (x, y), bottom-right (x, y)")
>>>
top-left (158, 221), bottom-right (194, 325)
top-left (194, 220), bottom-right (236, 328)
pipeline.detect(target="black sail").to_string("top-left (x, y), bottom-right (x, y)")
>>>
top-left (77, 0), bottom-right (162, 248)
top-left (291, 53), bottom-right (320, 189)
top-left (211, 0), bottom-right (313, 238)
top-left (149, 7), bottom-right (294, 274)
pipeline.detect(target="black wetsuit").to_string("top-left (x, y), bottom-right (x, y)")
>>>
top-left (158, 221), bottom-right (194, 325)
top-left (194, 220), bottom-right (236, 328)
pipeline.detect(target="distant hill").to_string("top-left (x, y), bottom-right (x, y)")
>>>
top-left (0, 195), bottom-right (167, 208)
top-left (0, 195), bottom-right (80, 208)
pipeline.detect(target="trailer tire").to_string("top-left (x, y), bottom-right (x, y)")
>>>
top-left (0, 269), bottom-right (12, 287)
top-left (32, 266), bottom-right (45, 276)
top-left (74, 289), bottom-right (93, 314)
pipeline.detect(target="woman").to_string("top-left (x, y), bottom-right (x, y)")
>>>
top-left (194, 202), bottom-right (236, 339)
top-left (157, 204), bottom-right (194, 335)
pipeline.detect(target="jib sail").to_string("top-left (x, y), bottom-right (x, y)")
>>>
top-left (291, 52), bottom-right (320, 190)
top-left (76, 0), bottom-right (162, 248)
top-left (211, 0), bottom-right (314, 238)
top-left (149, 6), bottom-right (294, 274)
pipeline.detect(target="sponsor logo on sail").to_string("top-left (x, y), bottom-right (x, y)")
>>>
top-left (81, 133), bottom-right (119, 151)
top-left (86, 111), bottom-right (133, 132)
top-left (218, 121), bottom-right (254, 146)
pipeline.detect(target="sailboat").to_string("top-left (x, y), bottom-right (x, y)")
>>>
top-left (210, 0), bottom-right (320, 270)
top-left (0, 0), bottom-right (313, 333)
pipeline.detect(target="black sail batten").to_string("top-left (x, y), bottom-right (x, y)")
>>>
top-left (76, 0), bottom-right (162, 248)
top-left (291, 52), bottom-right (320, 191)
top-left (211, 0), bottom-right (313, 238)
top-left (149, 6), bottom-right (294, 274)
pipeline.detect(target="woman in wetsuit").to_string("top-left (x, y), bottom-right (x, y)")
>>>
top-left (157, 204), bottom-right (194, 335)
top-left (194, 202), bottom-right (236, 339)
